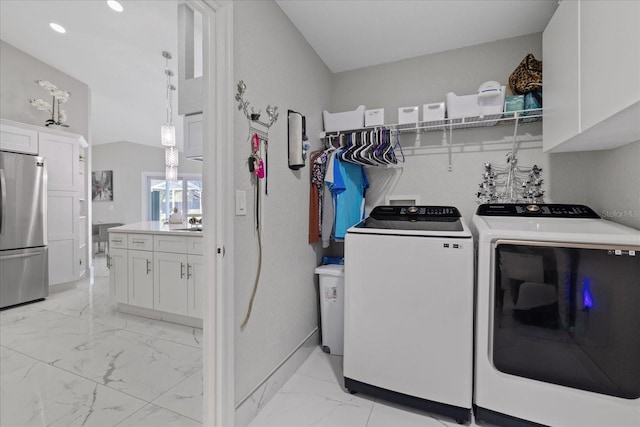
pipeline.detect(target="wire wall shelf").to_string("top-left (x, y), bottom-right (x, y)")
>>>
top-left (320, 109), bottom-right (542, 138)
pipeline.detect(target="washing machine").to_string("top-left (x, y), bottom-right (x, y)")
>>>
top-left (471, 203), bottom-right (640, 427)
top-left (344, 205), bottom-right (474, 423)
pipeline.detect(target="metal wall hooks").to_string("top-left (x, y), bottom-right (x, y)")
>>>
top-left (235, 80), bottom-right (279, 129)
top-left (234, 80), bottom-right (279, 331)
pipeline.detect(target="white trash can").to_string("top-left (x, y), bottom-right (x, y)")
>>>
top-left (315, 264), bottom-right (345, 355)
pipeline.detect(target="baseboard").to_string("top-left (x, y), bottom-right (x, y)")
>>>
top-left (234, 328), bottom-right (319, 427)
top-left (49, 281), bottom-right (77, 294)
top-left (118, 304), bottom-right (203, 328)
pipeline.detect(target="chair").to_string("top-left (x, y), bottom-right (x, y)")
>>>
top-left (92, 224), bottom-right (100, 257)
top-left (97, 225), bottom-right (109, 255)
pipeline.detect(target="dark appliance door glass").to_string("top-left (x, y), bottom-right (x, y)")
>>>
top-left (493, 241), bottom-right (640, 399)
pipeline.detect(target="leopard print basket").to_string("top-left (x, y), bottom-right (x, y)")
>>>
top-left (509, 54), bottom-right (543, 95)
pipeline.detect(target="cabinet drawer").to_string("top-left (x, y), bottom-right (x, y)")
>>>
top-left (187, 237), bottom-right (203, 255)
top-left (109, 233), bottom-right (128, 249)
top-left (154, 235), bottom-right (188, 253)
top-left (128, 234), bottom-right (153, 251)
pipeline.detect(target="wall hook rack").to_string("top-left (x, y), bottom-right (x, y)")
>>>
top-left (235, 80), bottom-right (279, 140)
top-left (234, 80), bottom-right (279, 331)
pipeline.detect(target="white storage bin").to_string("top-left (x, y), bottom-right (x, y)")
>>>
top-left (315, 264), bottom-right (344, 355)
top-left (323, 105), bottom-right (365, 132)
top-left (422, 102), bottom-right (445, 123)
top-left (365, 108), bottom-right (384, 127)
top-left (446, 86), bottom-right (506, 128)
top-left (398, 106), bottom-right (419, 125)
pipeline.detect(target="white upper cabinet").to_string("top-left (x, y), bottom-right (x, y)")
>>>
top-left (543, 0), bottom-right (640, 153)
top-left (183, 113), bottom-right (203, 159)
top-left (0, 122), bottom-right (39, 154)
top-left (542, 0), bottom-right (580, 150)
top-left (580, 1), bottom-right (639, 132)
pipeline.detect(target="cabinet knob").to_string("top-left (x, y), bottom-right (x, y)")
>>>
top-left (146, 259), bottom-right (151, 274)
top-left (180, 262), bottom-right (185, 279)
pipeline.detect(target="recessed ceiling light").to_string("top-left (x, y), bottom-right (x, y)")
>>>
top-left (49, 23), bottom-right (66, 33)
top-left (107, 0), bottom-right (124, 12)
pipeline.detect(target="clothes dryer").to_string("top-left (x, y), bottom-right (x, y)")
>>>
top-left (471, 203), bottom-right (640, 427)
top-left (344, 205), bottom-right (474, 423)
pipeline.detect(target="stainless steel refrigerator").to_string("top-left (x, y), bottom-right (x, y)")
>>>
top-left (0, 151), bottom-right (48, 309)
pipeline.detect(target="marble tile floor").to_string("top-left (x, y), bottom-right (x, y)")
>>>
top-left (0, 254), bottom-right (203, 427)
top-left (2, 254), bottom-right (488, 427)
top-left (248, 346), bottom-right (487, 427)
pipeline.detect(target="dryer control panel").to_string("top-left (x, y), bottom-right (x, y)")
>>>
top-left (476, 203), bottom-right (600, 218)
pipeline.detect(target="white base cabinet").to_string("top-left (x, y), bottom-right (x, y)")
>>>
top-left (108, 248), bottom-right (128, 304)
top-left (187, 254), bottom-right (204, 319)
top-left (128, 250), bottom-right (154, 309)
top-left (154, 252), bottom-right (189, 316)
top-left (108, 229), bottom-right (203, 322)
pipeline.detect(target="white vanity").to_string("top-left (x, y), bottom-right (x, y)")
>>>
top-left (108, 222), bottom-right (204, 327)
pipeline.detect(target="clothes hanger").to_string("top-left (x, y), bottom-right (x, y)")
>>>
top-left (392, 128), bottom-right (405, 163)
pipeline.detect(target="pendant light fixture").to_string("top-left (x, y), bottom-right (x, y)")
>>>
top-left (161, 51), bottom-right (178, 181)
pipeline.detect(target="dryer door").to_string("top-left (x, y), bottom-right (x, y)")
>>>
top-left (492, 240), bottom-right (640, 399)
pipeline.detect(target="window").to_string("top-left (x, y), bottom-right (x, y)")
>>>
top-left (145, 174), bottom-right (202, 223)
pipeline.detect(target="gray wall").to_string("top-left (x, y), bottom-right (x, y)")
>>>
top-left (92, 141), bottom-right (202, 225)
top-left (583, 142), bottom-right (640, 230)
top-left (331, 33), bottom-right (548, 223)
top-left (330, 33), bottom-right (640, 230)
top-left (546, 142), bottom-right (640, 231)
top-left (233, 0), bottom-right (333, 404)
top-left (0, 40), bottom-right (90, 140)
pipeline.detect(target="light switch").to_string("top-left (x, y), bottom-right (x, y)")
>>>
top-left (235, 190), bottom-right (247, 216)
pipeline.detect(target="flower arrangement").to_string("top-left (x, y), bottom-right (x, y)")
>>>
top-left (28, 80), bottom-right (71, 127)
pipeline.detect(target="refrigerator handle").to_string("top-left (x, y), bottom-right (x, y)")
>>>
top-left (0, 252), bottom-right (40, 261)
top-left (0, 168), bottom-right (6, 235)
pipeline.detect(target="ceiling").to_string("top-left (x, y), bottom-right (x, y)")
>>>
top-left (277, 0), bottom-right (558, 73)
top-left (0, 0), bottom-right (558, 148)
top-left (0, 0), bottom-right (181, 147)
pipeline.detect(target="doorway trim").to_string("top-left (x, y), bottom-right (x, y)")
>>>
top-left (190, 1), bottom-right (234, 426)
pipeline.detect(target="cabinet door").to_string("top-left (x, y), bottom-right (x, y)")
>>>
top-left (542, 0), bottom-right (580, 152)
top-left (580, 0), bottom-right (640, 132)
top-left (0, 122), bottom-right (38, 154)
top-left (183, 113), bottom-right (203, 159)
top-left (128, 250), bottom-right (153, 309)
top-left (39, 133), bottom-right (79, 191)
top-left (187, 255), bottom-right (204, 319)
top-left (47, 191), bottom-right (78, 285)
top-left (109, 248), bottom-right (128, 304)
top-left (154, 252), bottom-right (188, 315)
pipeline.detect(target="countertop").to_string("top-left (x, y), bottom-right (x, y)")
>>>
top-left (108, 221), bottom-right (203, 236)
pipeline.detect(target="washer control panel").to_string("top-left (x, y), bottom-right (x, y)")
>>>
top-left (476, 203), bottom-right (600, 218)
top-left (370, 205), bottom-right (461, 221)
